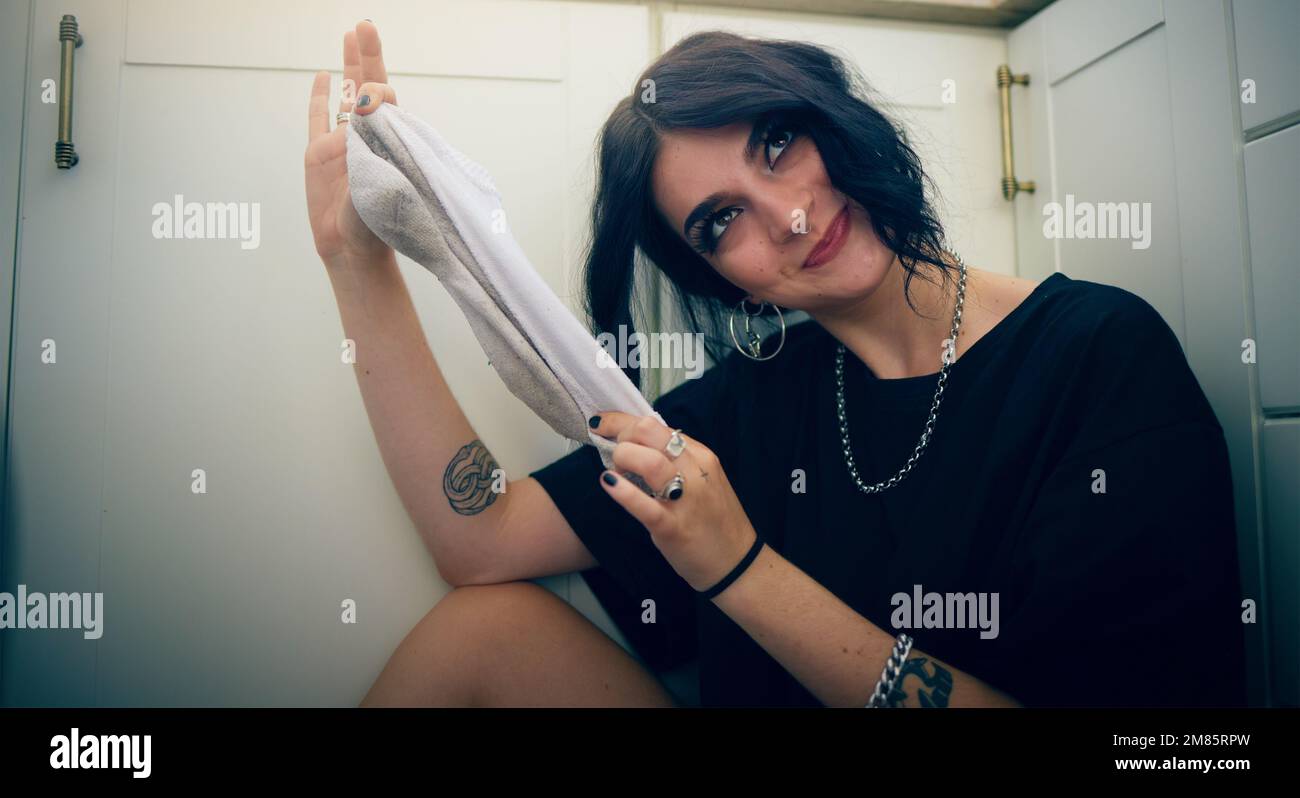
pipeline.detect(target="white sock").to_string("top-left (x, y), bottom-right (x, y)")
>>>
top-left (346, 102), bottom-right (663, 469)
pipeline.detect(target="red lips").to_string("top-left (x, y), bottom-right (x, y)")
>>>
top-left (803, 204), bottom-right (850, 269)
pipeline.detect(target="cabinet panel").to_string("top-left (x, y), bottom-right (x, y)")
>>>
top-left (1244, 124), bottom-right (1300, 411)
top-left (1044, 0), bottom-right (1161, 84)
top-left (1262, 423), bottom-right (1300, 708)
top-left (1233, 0), bottom-right (1300, 132)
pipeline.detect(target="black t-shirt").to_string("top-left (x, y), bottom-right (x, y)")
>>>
top-left (528, 272), bottom-right (1248, 708)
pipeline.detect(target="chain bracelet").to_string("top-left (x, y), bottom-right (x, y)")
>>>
top-left (866, 633), bottom-right (915, 708)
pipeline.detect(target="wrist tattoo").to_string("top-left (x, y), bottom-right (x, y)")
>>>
top-left (885, 656), bottom-right (953, 708)
top-left (443, 438), bottom-right (501, 516)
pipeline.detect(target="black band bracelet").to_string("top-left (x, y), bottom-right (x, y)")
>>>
top-left (698, 534), bottom-right (766, 600)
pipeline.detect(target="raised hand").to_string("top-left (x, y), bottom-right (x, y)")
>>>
top-left (304, 20), bottom-right (400, 266)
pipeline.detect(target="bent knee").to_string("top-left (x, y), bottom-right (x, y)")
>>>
top-left (432, 581), bottom-right (567, 639)
top-left (440, 580), bottom-right (559, 612)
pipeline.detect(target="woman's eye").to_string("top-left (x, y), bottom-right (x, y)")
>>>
top-left (693, 123), bottom-right (798, 254)
top-left (765, 127), bottom-right (795, 168)
top-left (708, 207), bottom-right (742, 243)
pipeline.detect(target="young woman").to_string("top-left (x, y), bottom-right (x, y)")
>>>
top-left (306, 22), bottom-right (1247, 708)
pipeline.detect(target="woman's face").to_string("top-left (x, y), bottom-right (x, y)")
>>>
top-left (651, 117), bottom-right (897, 313)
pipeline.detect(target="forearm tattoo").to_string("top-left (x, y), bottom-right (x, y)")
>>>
top-left (885, 656), bottom-right (953, 707)
top-left (443, 438), bottom-right (501, 516)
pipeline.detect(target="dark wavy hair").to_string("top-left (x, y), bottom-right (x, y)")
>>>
top-left (582, 30), bottom-right (952, 391)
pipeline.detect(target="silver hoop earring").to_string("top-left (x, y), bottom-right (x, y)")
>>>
top-left (728, 298), bottom-right (786, 361)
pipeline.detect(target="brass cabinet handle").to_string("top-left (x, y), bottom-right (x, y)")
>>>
top-left (996, 65), bottom-right (1034, 200)
top-left (55, 14), bottom-right (84, 169)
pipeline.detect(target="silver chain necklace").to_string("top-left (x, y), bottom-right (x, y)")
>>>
top-left (834, 256), bottom-right (967, 494)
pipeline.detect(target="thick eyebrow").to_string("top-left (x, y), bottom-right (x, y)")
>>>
top-left (680, 117), bottom-right (770, 241)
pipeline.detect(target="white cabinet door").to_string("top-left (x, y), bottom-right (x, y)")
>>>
top-left (1235, 0), bottom-right (1300, 709)
top-left (2, 0), bottom-right (650, 706)
top-left (1243, 123), bottom-right (1300, 413)
top-left (1234, 0), bottom-right (1300, 134)
top-left (1009, 0), bottom-right (1291, 706)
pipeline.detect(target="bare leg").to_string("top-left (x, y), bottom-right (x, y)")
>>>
top-left (360, 581), bottom-right (679, 708)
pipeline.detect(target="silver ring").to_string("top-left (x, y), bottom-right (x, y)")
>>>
top-left (336, 112), bottom-right (351, 125)
top-left (656, 472), bottom-right (685, 501)
top-left (664, 429), bottom-right (687, 460)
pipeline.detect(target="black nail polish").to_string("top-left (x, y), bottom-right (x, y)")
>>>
top-left (602, 472), bottom-right (617, 486)
top-left (588, 415), bottom-right (601, 428)
top-left (357, 95), bottom-right (371, 107)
